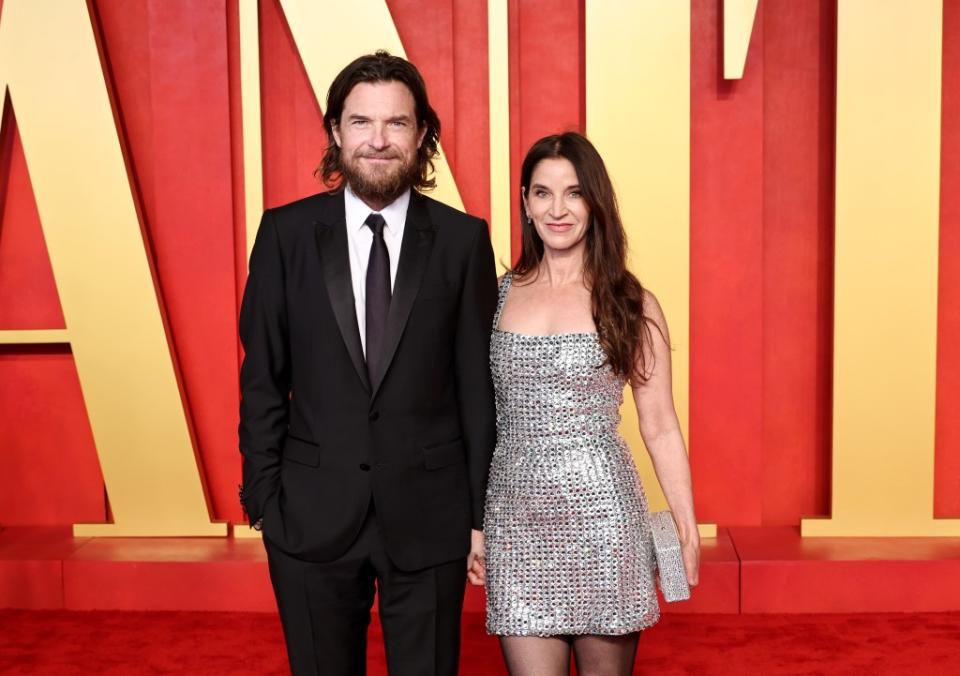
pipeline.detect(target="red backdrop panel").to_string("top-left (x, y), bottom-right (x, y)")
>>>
top-left (0, 120), bottom-right (64, 331)
top-left (0, 347), bottom-right (105, 525)
top-left (259, 0), bottom-right (328, 211)
top-left (690, 0), bottom-right (766, 526)
top-left (759, 0), bottom-right (834, 525)
top-left (937, 0), bottom-right (960, 517)
top-left (509, 0), bottom-right (584, 258)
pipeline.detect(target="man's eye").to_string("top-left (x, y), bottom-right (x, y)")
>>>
top-left (569, 191), bottom-right (581, 198)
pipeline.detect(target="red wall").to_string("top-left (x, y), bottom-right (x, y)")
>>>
top-left (1, 0), bottom-right (958, 529)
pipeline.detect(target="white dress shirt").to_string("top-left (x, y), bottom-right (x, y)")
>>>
top-left (343, 185), bottom-right (410, 356)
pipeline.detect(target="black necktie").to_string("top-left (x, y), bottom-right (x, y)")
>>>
top-left (365, 213), bottom-right (391, 382)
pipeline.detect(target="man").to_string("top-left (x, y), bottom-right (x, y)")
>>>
top-left (238, 51), bottom-right (496, 675)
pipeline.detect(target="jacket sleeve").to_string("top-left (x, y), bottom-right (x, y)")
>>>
top-left (454, 219), bottom-right (498, 530)
top-left (238, 209), bottom-right (289, 525)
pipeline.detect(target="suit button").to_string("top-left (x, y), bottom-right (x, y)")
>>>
top-left (359, 463), bottom-right (371, 471)
top-left (368, 411), bottom-right (380, 421)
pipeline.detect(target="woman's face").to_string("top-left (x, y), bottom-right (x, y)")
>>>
top-left (523, 157), bottom-right (590, 256)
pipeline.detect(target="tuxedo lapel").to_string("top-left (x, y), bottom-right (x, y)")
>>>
top-left (370, 192), bottom-right (435, 399)
top-left (314, 194), bottom-right (371, 393)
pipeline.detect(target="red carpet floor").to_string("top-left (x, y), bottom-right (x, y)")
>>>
top-left (1, 610), bottom-right (958, 675)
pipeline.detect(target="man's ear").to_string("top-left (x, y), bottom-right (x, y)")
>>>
top-left (417, 123), bottom-right (428, 148)
top-left (331, 121), bottom-right (342, 148)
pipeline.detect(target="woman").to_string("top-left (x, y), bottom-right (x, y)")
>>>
top-left (472, 132), bottom-right (700, 675)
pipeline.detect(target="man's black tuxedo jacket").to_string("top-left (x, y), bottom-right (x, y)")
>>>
top-left (238, 190), bottom-right (497, 571)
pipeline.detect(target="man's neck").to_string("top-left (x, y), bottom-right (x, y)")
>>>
top-left (358, 196), bottom-right (391, 212)
top-left (347, 184), bottom-right (409, 213)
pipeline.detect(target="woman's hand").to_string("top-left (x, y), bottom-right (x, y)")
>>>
top-left (678, 521), bottom-right (700, 588)
top-left (467, 529), bottom-right (486, 586)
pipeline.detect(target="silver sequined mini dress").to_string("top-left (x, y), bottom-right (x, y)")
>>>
top-left (484, 273), bottom-right (660, 636)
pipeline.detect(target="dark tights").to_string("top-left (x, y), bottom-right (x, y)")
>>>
top-left (499, 632), bottom-right (641, 676)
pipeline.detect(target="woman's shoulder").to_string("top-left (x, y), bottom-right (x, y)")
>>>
top-left (641, 286), bottom-right (661, 313)
top-left (495, 272), bottom-right (513, 301)
top-left (639, 286), bottom-right (669, 335)
top-left (497, 270), bottom-right (519, 287)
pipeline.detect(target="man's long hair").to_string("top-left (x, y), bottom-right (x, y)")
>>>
top-left (512, 132), bottom-right (665, 382)
top-left (317, 51), bottom-right (441, 191)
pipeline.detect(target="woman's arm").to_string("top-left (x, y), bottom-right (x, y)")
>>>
top-left (631, 290), bottom-right (700, 586)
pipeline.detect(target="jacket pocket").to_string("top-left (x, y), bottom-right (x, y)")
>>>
top-left (283, 435), bottom-right (321, 467)
top-left (423, 438), bottom-right (465, 470)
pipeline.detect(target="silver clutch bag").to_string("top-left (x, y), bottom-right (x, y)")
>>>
top-left (649, 510), bottom-right (691, 602)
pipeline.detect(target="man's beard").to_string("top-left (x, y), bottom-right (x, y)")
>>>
top-left (340, 150), bottom-right (419, 205)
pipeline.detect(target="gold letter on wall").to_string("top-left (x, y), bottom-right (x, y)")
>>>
top-left (723, 0), bottom-right (760, 80)
top-left (802, 0), bottom-right (960, 537)
top-left (586, 1), bottom-right (714, 538)
top-left (0, 0), bottom-right (223, 536)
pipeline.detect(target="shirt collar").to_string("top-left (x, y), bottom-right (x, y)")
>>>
top-left (344, 184), bottom-right (411, 235)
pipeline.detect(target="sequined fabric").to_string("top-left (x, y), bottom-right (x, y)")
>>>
top-left (484, 273), bottom-right (660, 636)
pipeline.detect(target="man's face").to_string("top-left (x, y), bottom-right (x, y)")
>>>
top-left (332, 80), bottom-right (427, 206)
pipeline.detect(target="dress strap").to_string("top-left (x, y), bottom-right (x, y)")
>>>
top-left (492, 272), bottom-right (513, 330)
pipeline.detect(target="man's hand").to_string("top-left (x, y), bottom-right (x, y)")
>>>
top-left (466, 528), bottom-right (485, 586)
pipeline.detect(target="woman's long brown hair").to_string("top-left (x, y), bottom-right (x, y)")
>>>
top-left (512, 132), bottom-right (664, 382)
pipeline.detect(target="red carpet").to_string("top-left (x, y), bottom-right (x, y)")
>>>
top-left (1, 610), bottom-right (958, 675)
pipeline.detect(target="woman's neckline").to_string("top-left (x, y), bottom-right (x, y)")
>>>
top-left (493, 327), bottom-right (598, 339)
top-left (495, 273), bottom-right (598, 339)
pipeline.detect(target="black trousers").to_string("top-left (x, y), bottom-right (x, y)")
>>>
top-left (263, 503), bottom-right (468, 676)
